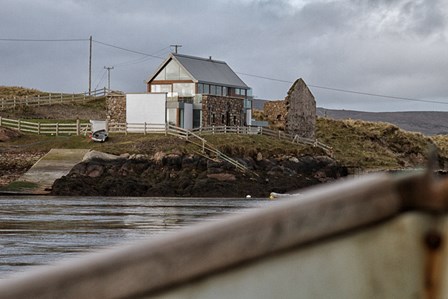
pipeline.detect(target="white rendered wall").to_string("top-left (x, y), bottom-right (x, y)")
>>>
top-left (126, 93), bottom-right (166, 124)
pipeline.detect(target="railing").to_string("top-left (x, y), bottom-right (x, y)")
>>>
top-left (108, 122), bottom-right (167, 135)
top-left (192, 125), bottom-right (332, 152)
top-left (167, 124), bottom-right (250, 173)
top-left (0, 88), bottom-right (110, 111)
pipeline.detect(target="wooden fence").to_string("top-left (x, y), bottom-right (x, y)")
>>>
top-left (0, 118), bottom-right (331, 152)
top-left (192, 125), bottom-right (332, 151)
top-left (0, 88), bottom-right (109, 111)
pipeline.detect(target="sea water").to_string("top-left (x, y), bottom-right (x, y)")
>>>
top-left (0, 196), bottom-right (272, 278)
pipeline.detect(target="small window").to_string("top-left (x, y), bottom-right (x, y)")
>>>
top-left (223, 86), bottom-right (227, 96)
top-left (204, 84), bottom-right (210, 94)
top-left (212, 113), bottom-right (215, 124)
top-left (233, 116), bottom-right (237, 125)
top-left (198, 83), bottom-right (203, 94)
top-left (216, 86), bottom-right (222, 96)
top-left (221, 114), bottom-right (225, 124)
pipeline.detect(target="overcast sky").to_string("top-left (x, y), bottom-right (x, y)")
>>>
top-left (1, 0), bottom-right (447, 112)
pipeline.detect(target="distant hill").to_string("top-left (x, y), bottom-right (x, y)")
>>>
top-left (317, 108), bottom-right (448, 136)
top-left (253, 99), bottom-right (448, 136)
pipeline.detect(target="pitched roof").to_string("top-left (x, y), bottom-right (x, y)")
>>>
top-left (147, 53), bottom-right (249, 89)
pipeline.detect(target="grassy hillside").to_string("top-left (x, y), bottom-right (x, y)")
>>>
top-left (0, 86), bottom-right (48, 98)
top-left (317, 118), bottom-right (448, 170)
top-left (2, 86), bottom-right (448, 172)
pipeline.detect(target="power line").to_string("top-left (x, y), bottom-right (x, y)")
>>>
top-left (237, 72), bottom-right (448, 105)
top-left (2, 37), bottom-right (447, 105)
top-left (92, 39), bottom-right (164, 59)
top-left (0, 38), bottom-right (88, 42)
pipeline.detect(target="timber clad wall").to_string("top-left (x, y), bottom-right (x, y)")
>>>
top-left (106, 93), bottom-right (126, 123)
top-left (202, 95), bottom-right (245, 127)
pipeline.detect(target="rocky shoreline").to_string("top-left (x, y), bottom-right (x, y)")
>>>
top-left (50, 151), bottom-right (348, 197)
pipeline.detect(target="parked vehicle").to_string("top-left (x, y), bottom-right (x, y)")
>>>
top-left (91, 129), bottom-right (108, 142)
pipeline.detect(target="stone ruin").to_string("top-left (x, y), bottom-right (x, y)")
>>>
top-left (285, 78), bottom-right (316, 138)
top-left (263, 78), bottom-right (316, 138)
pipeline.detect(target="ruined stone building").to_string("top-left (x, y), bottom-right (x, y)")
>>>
top-left (285, 78), bottom-right (316, 138)
top-left (263, 78), bottom-right (316, 138)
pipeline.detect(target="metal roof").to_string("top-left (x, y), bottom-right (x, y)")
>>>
top-left (147, 53), bottom-right (249, 89)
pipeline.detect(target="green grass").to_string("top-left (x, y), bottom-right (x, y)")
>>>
top-left (316, 118), bottom-right (434, 170)
top-left (1, 181), bottom-right (38, 191)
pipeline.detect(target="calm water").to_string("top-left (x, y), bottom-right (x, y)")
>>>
top-left (0, 196), bottom-right (272, 278)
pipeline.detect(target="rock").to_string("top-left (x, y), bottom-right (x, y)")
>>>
top-left (289, 157), bottom-right (299, 163)
top-left (83, 150), bottom-right (123, 162)
top-left (207, 173), bottom-right (237, 181)
top-left (0, 127), bottom-right (21, 142)
top-left (256, 152), bottom-right (263, 161)
top-left (51, 152), bottom-right (348, 197)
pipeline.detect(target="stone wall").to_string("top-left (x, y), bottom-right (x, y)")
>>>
top-left (285, 78), bottom-right (316, 138)
top-left (106, 92), bottom-right (126, 123)
top-left (202, 95), bottom-right (245, 127)
top-left (263, 100), bottom-right (286, 129)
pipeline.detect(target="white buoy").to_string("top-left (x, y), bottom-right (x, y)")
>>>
top-left (246, 195), bottom-right (251, 198)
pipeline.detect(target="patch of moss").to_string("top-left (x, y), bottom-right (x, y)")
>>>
top-left (1, 181), bottom-right (38, 191)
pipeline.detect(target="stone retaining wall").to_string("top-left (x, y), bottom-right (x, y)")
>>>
top-left (106, 92), bottom-right (126, 122)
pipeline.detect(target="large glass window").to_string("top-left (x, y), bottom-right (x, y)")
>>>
top-left (165, 60), bottom-right (179, 80)
top-left (173, 83), bottom-right (195, 96)
top-left (154, 69), bottom-right (166, 81)
top-left (223, 86), bottom-right (227, 96)
top-left (198, 83), bottom-right (204, 94)
top-left (216, 86), bottom-right (222, 96)
top-left (204, 84), bottom-right (210, 94)
top-left (151, 84), bottom-right (172, 93)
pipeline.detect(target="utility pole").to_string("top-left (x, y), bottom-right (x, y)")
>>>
top-left (170, 44), bottom-right (182, 54)
top-left (104, 66), bottom-right (114, 90)
top-left (89, 35), bottom-right (92, 95)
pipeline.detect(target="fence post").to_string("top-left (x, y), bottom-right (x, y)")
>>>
top-left (18, 119), bottom-right (21, 132)
top-left (38, 122), bottom-right (41, 135)
top-left (104, 87), bottom-right (107, 95)
top-left (56, 123), bottom-right (59, 136)
top-left (165, 123), bottom-right (168, 136)
top-left (224, 125), bottom-right (227, 134)
top-left (0, 116), bottom-right (2, 126)
top-left (25, 96), bottom-right (28, 106)
top-left (49, 93), bottom-right (52, 105)
top-left (76, 119), bottom-right (80, 136)
top-left (125, 122), bottom-right (128, 135)
top-left (212, 125), bottom-right (215, 134)
top-left (143, 122), bottom-right (147, 135)
top-left (13, 97), bottom-right (16, 109)
top-left (278, 130), bottom-right (281, 139)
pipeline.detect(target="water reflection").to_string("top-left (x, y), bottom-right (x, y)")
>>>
top-left (0, 196), bottom-right (271, 278)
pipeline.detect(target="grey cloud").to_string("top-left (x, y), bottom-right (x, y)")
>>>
top-left (0, 0), bottom-right (447, 111)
